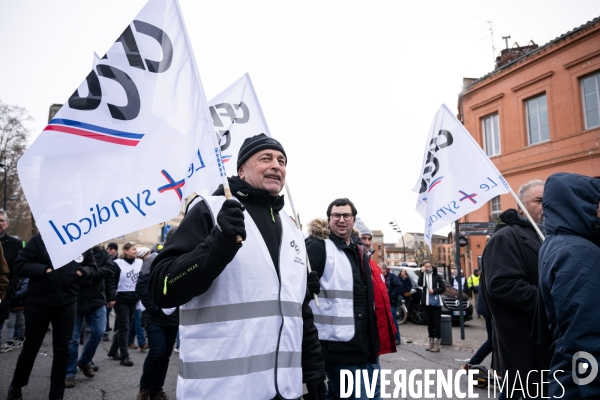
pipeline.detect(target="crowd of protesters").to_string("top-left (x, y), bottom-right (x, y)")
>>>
top-left (0, 169), bottom-right (598, 400)
top-left (0, 213), bottom-right (180, 400)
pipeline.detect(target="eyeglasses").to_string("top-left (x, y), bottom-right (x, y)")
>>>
top-left (331, 213), bottom-right (354, 221)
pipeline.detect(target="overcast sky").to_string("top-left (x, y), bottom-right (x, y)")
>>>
top-left (1, 0), bottom-right (599, 243)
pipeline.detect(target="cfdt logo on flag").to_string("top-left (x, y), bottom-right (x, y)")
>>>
top-left (44, 19), bottom-right (174, 146)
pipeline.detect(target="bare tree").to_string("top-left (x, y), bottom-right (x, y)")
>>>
top-left (0, 100), bottom-right (33, 240)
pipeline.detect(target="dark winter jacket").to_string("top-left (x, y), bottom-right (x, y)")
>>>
top-left (306, 218), bottom-right (380, 365)
top-left (537, 173), bottom-right (600, 398)
top-left (0, 234), bottom-right (23, 319)
top-left (0, 244), bottom-right (9, 302)
top-left (9, 277), bottom-right (28, 311)
top-left (137, 253), bottom-right (178, 327)
top-left (76, 247), bottom-right (117, 311)
top-left (14, 233), bottom-right (96, 306)
top-left (399, 275), bottom-right (413, 301)
top-left (149, 176), bottom-right (325, 383)
top-left (384, 270), bottom-right (402, 306)
top-left (417, 267), bottom-right (445, 306)
top-left (480, 208), bottom-right (549, 396)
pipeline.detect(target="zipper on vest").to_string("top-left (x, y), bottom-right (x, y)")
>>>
top-left (163, 275), bottom-right (168, 295)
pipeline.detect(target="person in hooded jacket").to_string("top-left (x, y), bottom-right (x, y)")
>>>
top-left (480, 179), bottom-right (550, 399)
top-left (537, 173), bottom-right (600, 398)
top-left (65, 244), bottom-right (118, 387)
top-left (417, 261), bottom-right (445, 352)
top-left (6, 233), bottom-right (96, 400)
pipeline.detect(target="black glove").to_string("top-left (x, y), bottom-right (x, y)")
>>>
top-left (304, 380), bottom-right (326, 400)
top-left (307, 271), bottom-right (320, 296)
top-left (216, 199), bottom-right (246, 244)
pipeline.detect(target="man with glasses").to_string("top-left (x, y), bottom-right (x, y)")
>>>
top-left (306, 199), bottom-right (380, 400)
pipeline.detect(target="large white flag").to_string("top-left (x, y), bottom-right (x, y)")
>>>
top-left (18, 0), bottom-right (223, 268)
top-left (203, 73), bottom-right (272, 183)
top-left (412, 104), bottom-right (510, 250)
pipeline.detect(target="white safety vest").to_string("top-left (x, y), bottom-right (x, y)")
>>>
top-left (309, 238), bottom-right (355, 341)
top-left (177, 196), bottom-right (307, 400)
top-left (114, 258), bottom-right (142, 292)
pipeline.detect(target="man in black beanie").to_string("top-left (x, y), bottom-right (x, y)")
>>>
top-left (149, 133), bottom-right (326, 400)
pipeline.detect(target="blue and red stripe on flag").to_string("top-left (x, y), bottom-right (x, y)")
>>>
top-left (44, 119), bottom-right (145, 146)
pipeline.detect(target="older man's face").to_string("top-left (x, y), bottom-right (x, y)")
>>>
top-left (0, 214), bottom-right (8, 236)
top-left (361, 234), bottom-right (372, 250)
top-left (518, 185), bottom-right (544, 223)
top-left (238, 149), bottom-right (286, 196)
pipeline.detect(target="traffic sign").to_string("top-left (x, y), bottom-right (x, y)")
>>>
top-left (458, 236), bottom-right (469, 247)
top-left (459, 222), bottom-right (495, 230)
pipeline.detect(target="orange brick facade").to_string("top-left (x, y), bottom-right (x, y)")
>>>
top-left (457, 18), bottom-right (600, 274)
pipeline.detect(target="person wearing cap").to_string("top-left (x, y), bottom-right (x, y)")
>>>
top-left (65, 244), bottom-right (118, 388)
top-left (355, 217), bottom-right (399, 349)
top-left (149, 134), bottom-right (326, 400)
top-left (305, 199), bottom-right (380, 400)
top-left (106, 242), bottom-right (119, 261)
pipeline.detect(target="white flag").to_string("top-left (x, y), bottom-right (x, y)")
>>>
top-left (18, 0), bottom-right (223, 268)
top-left (412, 104), bottom-right (510, 250)
top-left (203, 73), bottom-right (271, 184)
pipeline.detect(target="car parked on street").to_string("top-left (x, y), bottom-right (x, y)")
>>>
top-left (389, 266), bottom-right (473, 325)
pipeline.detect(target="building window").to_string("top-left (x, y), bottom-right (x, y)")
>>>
top-left (482, 113), bottom-right (500, 156)
top-left (582, 72), bottom-right (600, 129)
top-left (526, 94), bottom-right (550, 144)
top-left (491, 196), bottom-right (501, 221)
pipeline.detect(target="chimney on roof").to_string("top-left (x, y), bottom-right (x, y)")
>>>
top-left (495, 40), bottom-right (538, 69)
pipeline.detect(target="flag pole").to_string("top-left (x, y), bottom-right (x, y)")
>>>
top-left (508, 189), bottom-right (545, 241)
top-left (285, 182), bottom-right (319, 307)
top-left (173, 0), bottom-right (240, 242)
top-left (454, 220), bottom-right (466, 340)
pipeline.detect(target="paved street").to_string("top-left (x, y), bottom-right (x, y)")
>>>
top-left (0, 314), bottom-right (497, 399)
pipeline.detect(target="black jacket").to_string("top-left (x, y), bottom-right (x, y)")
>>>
top-left (0, 234), bottom-right (23, 319)
top-left (149, 176), bottom-right (325, 383)
top-left (385, 271), bottom-right (402, 306)
top-left (538, 173), bottom-right (600, 398)
top-left (306, 220), bottom-right (380, 365)
top-left (14, 233), bottom-right (96, 306)
top-left (480, 208), bottom-right (549, 395)
top-left (417, 268), bottom-right (445, 306)
top-left (76, 247), bottom-right (117, 311)
top-left (137, 253), bottom-right (178, 327)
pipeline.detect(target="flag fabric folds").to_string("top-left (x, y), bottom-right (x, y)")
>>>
top-left (17, 0), bottom-right (222, 268)
top-left (205, 73), bottom-right (272, 176)
top-left (412, 104), bottom-right (510, 250)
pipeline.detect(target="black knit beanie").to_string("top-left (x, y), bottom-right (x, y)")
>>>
top-left (236, 133), bottom-right (287, 170)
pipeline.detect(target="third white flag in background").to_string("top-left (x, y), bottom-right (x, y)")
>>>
top-left (412, 104), bottom-right (510, 250)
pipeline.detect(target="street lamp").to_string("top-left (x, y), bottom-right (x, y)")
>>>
top-left (389, 219), bottom-right (406, 262)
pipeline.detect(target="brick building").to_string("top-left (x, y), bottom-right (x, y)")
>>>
top-left (457, 17), bottom-right (600, 272)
